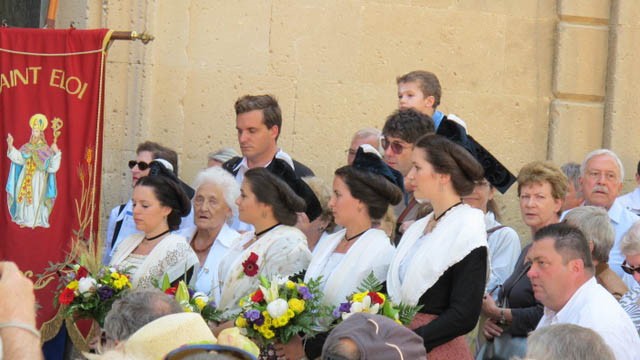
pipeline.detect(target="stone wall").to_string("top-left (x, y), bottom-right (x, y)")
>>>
top-left (55, 0), bottom-right (640, 240)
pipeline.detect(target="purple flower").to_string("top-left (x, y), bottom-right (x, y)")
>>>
top-left (206, 300), bottom-right (217, 309)
top-left (244, 309), bottom-right (264, 326)
top-left (188, 288), bottom-right (195, 298)
top-left (332, 308), bottom-right (341, 318)
top-left (338, 302), bottom-right (351, 313)
top-left (297, 285), bottom-right (313, 300)
top-left (97, 286), bottom-right (115, 301)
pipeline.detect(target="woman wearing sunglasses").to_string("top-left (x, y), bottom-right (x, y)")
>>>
top-left (109, 174), bottom-right (198, 288)
top-left (620, 221), bottom-right (640, 334)
top-left (386, 134), bottom-right (487, 359)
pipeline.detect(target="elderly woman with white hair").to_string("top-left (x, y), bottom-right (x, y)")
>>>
top-left (186, 166), bottom-right (241, 303)
top-left (620, 221), bottom-right (640, 334)
top-left (564, 206), bottom-right (628, 300)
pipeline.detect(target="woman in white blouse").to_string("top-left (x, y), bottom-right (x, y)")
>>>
top-left (185, 167), bottom-right (241, 304)
top-left (278, 144), bottom-right (404, 360)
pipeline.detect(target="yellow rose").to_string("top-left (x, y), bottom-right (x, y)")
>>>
top-left (235, 316), bottom-right (248, 328)
top-left (288, 298), bottom-right (305, 314)
top-left (286, 280), bottom-right (296, 289)
top-left (67, 280), bottom-right (79, 291)
top-left (262, 329), bottom-right (275, 339)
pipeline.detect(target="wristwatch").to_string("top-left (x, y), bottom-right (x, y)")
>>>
top-left (499, 308), bottom-right (507, 325)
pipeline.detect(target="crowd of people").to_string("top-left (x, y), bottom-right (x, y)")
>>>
top-left (3, 70), bottom-right (640, 359)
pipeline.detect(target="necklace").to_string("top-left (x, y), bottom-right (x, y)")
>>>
top-left (344, 229), bottom-right (368, 242)
top-left (145, 229), bottom-right (170, 241)
top-left (254, 223), bottom-right (281, 238)
top-left (434, 201), bottom-right (462, 222)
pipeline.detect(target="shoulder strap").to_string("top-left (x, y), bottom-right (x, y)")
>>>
top-left (486, 225), bottom-right (506, 235)
top-left (111, 204), bottom-right (127, 250)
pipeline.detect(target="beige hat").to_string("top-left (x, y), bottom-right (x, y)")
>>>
top-left (87, 312), bottom-right (217, 360)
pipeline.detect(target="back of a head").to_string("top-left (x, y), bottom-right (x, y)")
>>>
top-left (527, 323), bottom-right (615, 360)
top-left (104, 289), bottom-right (182, 343)
top-left (382, 108), bottom-right (435, 143)
top-left (561, 162), bottom-right (581, 190)
top-left (564, 206), bottom-right (614, 263)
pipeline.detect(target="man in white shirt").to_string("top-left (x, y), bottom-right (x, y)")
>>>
top-left (579, 149), bottom-right (639, 285)
top-left (617, 160), bottom-right (640, 216)
top-left (527, 223), bottom-right (640, 360)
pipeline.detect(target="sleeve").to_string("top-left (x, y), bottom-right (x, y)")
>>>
top-left (47, 151), bottom-right (62, 172)
top-left (620, 287), bottom-right (640, 334)
top-left (414, 246), bottom-right (487, 351)
top-left (509, 303), bottom-right (544, 336)
top-left (486, 228), bottom-right (521, 294)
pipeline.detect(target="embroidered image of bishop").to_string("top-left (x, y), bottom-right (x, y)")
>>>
top-left (6, 114), bottom-right (63, 228)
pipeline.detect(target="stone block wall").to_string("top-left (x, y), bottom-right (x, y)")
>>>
top-left (55, 0), bottom-right (640, 239)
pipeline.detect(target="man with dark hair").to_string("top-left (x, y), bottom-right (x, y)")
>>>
top-left (223, 94), bottom-right (313, 181)
top-left (617, 159), bottom-right (640, 216)
top-left (527, 223), bottom-right (639, 360)
top-left (223, 94), bottom-right (314, 232)
top-left (102, 289), bottom-right (183, 349)
top-left (381, 109), bottom-right (434, 243)
top-left (102, 141), bottom-right (194, 264)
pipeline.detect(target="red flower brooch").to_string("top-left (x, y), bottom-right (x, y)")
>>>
top-left (242, 252), bottom-right (259, 277)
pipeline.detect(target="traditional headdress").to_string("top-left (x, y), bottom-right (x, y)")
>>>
top-left (29, 113), bottom-right (48, 131)
top-left (266, 158), bottom-right (323, 222)
top-left (352, 144), bottom-right (405, 193)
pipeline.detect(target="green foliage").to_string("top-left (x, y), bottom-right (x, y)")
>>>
top-left (356, 271), bottom-right (383, 293)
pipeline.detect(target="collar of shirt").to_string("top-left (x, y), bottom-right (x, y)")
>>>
top-left (432, 110), bottom-right (445, 129)
top-left (542, 277), bottom-right (597, 325)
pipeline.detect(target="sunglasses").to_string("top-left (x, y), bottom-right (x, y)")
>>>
top-left (128, 160), bottom-right (150, 171)
top-left (164, 344), bottom-right (256, 360)
top-left (380, 137), bottom-right (410, 154)
top-left (621, 261), bottom-right (640, 275)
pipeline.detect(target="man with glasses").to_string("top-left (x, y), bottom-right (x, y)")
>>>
top-left (102, 141), bottom-right (194, 264)
top-left (578, 149), bottom-right (640, 286)
top-left (381, 108), bottom-right (434, 243)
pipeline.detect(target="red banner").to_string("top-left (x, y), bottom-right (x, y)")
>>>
top-left (0, 28), bottom-right (111, 339)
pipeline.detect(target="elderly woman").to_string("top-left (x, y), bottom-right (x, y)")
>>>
top-left (387, 134), bottom-right (487, 359)
top-left (462, 179), bottom-right (520, 298)
top-left (185, 167), bottom-right (241, 302)
top-left (109, 175), bottom-right (198, 288)
top-left (296, 176), bottom-right (336, 253)
top-left (479, 161), bottom-right (566, 360)
top-left (564, 206), bottom-right (628, 300)
top-left (620, 221), bottom-right (640, 334)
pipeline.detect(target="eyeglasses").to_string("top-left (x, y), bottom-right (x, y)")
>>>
top-left (380, 137), bottom-right (410, 154)
top-left (128, 160), bottom-right (150, 171)
top-left (621, 261), bottom-right (640, 275)
top-left (164, 344), bottom-right (257, 360)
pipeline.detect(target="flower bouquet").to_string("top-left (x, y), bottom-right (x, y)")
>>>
top-left (56, 264), bottom-right (132, 327)
top-left (234, 275), bottom-right (330, 345)
top-left (159, 275), bottom-right (223, 323)
top-left (333, 272), bottom-right (421, 325)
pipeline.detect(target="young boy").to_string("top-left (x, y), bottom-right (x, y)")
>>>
top-left (396, 70), bottom-right (446, 130)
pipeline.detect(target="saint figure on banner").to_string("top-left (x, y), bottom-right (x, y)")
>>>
top-left (6, 113), bottom-right (62, 228)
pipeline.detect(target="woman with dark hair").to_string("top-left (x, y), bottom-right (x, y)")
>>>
top-left (217, 165), bottom-right (312, 317)
top-left (276, 145), bottom-right (403, 360)
top-left (387, 134), bottom-right (487, 359)
top-left (109, 174), bottom-right (198, 288)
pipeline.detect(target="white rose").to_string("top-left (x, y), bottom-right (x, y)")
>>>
top-left (266, 298), bottom-right (289, 319)
top-left (78, 277), bottom-right (97, 294)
